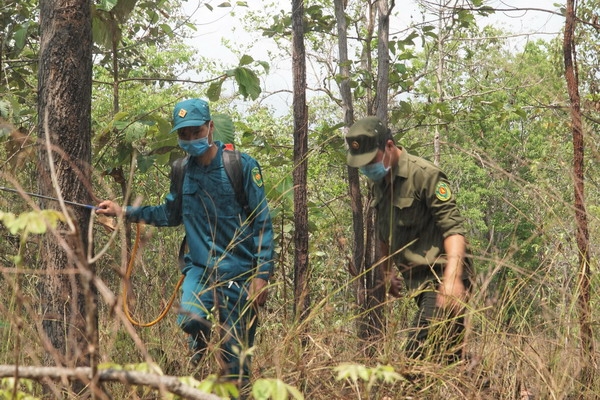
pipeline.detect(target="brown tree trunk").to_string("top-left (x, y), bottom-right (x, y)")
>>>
top-left (333, 0), bottom-right (366, 333)
top-left (291, 0), bottom-right (310, 324)
top-left (37, 0), bottom-right (96, 396)
top-left (361, 0), bottom-right (392, 347)
top-left (563, 0), bottom-right (594, 394)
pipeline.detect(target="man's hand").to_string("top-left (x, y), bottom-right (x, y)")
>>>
top-left (96, 200), bottom-right (123, 217)
top-left (247, 278), bottom-right (269, 306)
top-left (437, 234), bottom-right (468, 314)
top-left (384, 270), bottom-right (403, 298)
top-left (436, 277), bottom-right (467, 314)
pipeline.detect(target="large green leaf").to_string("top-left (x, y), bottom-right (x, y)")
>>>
top-left (212, 113), bottom-right (235, 144)
top-left (0, 210), bottom-right (65, 236)
top-left (232, 67), bottom-right (261, 100)
top-left (207, 80), bottom-right (223, 102)
top-left (96, 0), bottom-right (118, 11)
top-left (13, 24), bottom-right (30, 55)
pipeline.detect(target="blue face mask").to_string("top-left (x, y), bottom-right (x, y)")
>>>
top-left (359, 151), bottom-right (390, 181)
top-left (178, 137), bottom-right (211, 157)
top-left (360, 161), bottom-right (390, 181)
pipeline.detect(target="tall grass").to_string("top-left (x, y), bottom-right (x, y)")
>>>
top-left (0, 220), bottom-right (598, 398)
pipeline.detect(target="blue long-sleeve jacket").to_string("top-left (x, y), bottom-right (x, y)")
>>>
top-left (125, 142), bottom-right (275, 282)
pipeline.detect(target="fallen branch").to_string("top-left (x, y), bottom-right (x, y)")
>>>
top-left (0, 365), bottom-right (221, 400)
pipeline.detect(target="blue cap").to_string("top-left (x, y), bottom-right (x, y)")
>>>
top-left (170, 99), bottom-right (211, 133)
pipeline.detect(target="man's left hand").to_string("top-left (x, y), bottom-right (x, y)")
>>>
top-left (436, 278), bottom-right (467, 314)
top-left (248, 278), bottom-right (269, 306)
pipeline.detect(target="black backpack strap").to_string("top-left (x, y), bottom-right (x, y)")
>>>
top-left (222, 148), bottom-right (250, 214)
top-left (170, 156), bottom-right (189, 271)
top-left (178, 235), bottom-right (187, 270)
top-left (171, 155), bottom-right (189, 214)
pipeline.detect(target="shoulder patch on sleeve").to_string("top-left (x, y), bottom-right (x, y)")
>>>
top-left (252, 167), bottom-right (263, 187)
top-left (435, 181), bottom-right (451, 201)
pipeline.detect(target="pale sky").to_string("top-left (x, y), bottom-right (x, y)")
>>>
top-left (182, 0), bottom-right (565, 114)
top-left (186, 0), bottom-right (564, 62)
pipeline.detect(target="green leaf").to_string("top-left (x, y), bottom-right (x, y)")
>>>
top-left (212, 113), bottom-right (235, 144)
top-left (334, 363), bottom-right (370, 383)
top-left (97, 362), bottom-right (123, 370)
top-left (456, 9), bottom-right (476, 28)
top-left (114, 142), bottom-right (133, 166)
top-left (13, 24), bottom-right (30, 55)
top-left (178, 375), bottom-right (201, 388)
top-left (251, 379), bottom-right (303, 400)
top-left (0, 212), bottom-right (16, 232)
top-left (97, 0), bottom-right (118, 11)
top-left (112, 0), bottom-right (139, 22)
top-left (113, 111), bottom-right (129, 121)
top-left (196, 375), bottom-right (216, 392)
top-left (257, 60), bottom-right (270, 73)
top-left (252, 379), bottom-right (272, 400)
top-left (153, 116), bottom-right (172, 135)
top-left (207, 80), bottom-right (223, 102)
top-left (373, 364), bottom-right (403, 383)
top-left (513, 107), bottom-right (527, 119)
top-left (24, 214), bottom-right (48, 234)
top-left (476, 6), bottom-right (495, 16)
top-left (0, 100), bottom-right (11, 120)
top-left (92, 15), bottom-right (120, 48)
top-left (239, 54), bottom-right (254, 66)
top-left (274, 379), bottom-right (290, 400)
top-left (218, 2), bottom-right (232, 7)
top-left (287, 385), bottom-right (303, 400)
top-left (160, 23), bottom-right (174, 38)
top-left (233, 67), bottom-right (261, 100)
top-left (124, 122), bottom-right (146, 143)
top-left (0, 210), bottom-right (65, 236)
top-left (136, 154), bottom-right (156, 173)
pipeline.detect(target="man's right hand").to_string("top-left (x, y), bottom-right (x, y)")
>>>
top-left (385, 270), bottom-right (402, 297)
top-left (95, 200), bottom-right (123, 217)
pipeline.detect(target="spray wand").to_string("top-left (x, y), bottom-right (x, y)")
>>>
top-left (0, 186), bottom-right (97, 210)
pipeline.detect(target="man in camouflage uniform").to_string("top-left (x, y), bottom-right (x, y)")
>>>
top-left (345, 116), bottom-right (474, 364)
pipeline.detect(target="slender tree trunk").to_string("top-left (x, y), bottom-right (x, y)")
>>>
top-left (38, 0), bottom-right (96, 396)
top-left (563, 0), bottom-right (594, 394)
top-left (375, 0), bottom-right (390, 120)
top-left (357, 0), bottom-right (392, 349)
top-left (291, 0), bottom-right (310, 324)
top-left (334, 0), bottom-right (374, 349)
top-left (433, 2), bottom-right (445, 166)
top-left (333, 0), bottom-right (361, 274)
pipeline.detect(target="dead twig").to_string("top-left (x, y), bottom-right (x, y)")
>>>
top-left (0, 365), bottom-right (221, 400)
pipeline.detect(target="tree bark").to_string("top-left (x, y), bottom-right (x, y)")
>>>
top-left (360, 0), bottom-right (392, 345)
top-left (563, 0), bottom-right (594, 394)
top-left (335, 0), bottom-right (376, 351)
top-left (291, 0), bottom-right (311, 325)
top-left (37, 0), bottom-right (96, 396)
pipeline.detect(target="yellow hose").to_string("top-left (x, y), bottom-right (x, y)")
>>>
top-left (122, 223), bottom-right (184, 327)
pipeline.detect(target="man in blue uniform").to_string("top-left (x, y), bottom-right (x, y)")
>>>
top-left (97, 99), bottom-right (275, 388)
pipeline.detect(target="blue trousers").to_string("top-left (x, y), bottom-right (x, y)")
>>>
top-left (177, 264), bottom-right (258, 383)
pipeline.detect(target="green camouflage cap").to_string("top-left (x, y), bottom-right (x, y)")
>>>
top-left (345, 117), bottom-right (387, 167)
